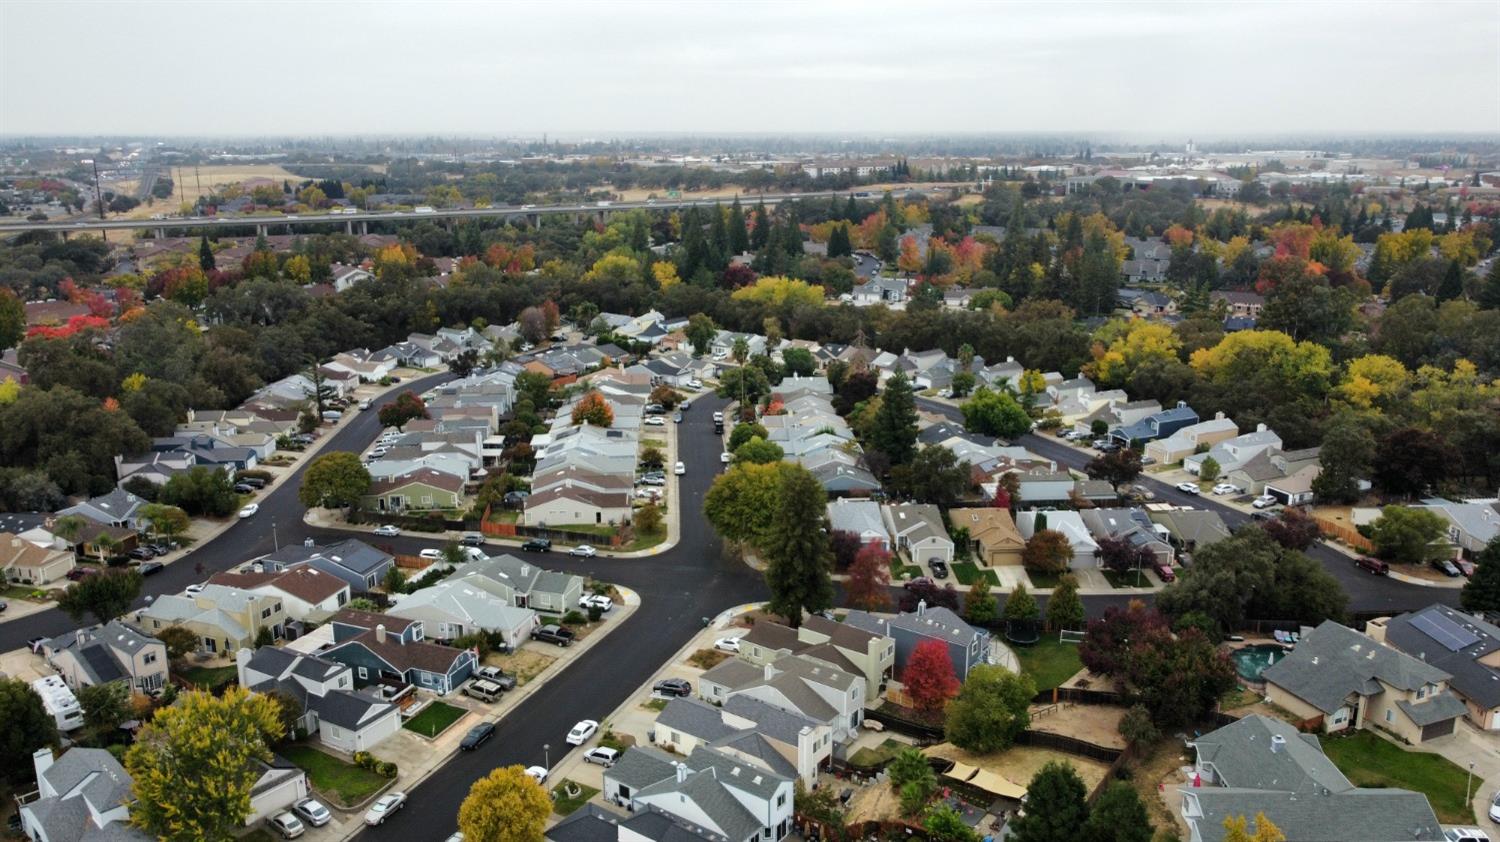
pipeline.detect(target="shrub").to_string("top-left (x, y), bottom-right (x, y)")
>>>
top-left (561, 610), bottom-right (587, 625)
top-left (378, 761), bottom-right (398, 778)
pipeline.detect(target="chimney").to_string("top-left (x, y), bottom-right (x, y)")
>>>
top-left (1256, 423), bottom-right (1268, 433)
top-left (1270, 734), bottom-right (1286, 753)
top-left (33, 747), bottom-right (55, 779)
top-left (375, 624), bottom-right (387, 644)
top-left (763, 662), bottom-right (775, 681)
top-left (1214, 411), bottom-right (1225, 420)
top-left (917, 599), bottom-right (927, 616)
top-left (675, 762), bottom-right (689, 784)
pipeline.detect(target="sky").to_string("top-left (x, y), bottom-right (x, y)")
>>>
top-left (2, 0), bottom-right (1498, 137)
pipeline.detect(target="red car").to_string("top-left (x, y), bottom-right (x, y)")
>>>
top-left (66, 567), bottom-right (100, 581)
top-left (1153, 562), bottom-right (1176, 583)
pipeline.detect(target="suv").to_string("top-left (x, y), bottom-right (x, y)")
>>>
top-left (928, 560), bottom-right (949, 579)
top-left (475, 665), bottom-right (517, 690)
top-left (1355, 556), bottom-right (1390, 575)
top-left (464, 679), bottom-right (506, 703)
top-left (531, 625), bottom-right (575, 647)
top-left (653, 678), bottom-right (692, 697)
top-left (460, 532), bottom-right (485, 547)
top-left (1153, 562), bottom-right (1176, 583)
top-left (644, 404), bottom-right (666, 415)
top-left (521, 538), bottom-right (552, 552)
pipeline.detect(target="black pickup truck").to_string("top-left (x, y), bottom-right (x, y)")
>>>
top-left (530, 625), bottom-right (576, 647)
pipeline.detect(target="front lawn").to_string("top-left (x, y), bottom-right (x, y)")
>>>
top-left (1322, 730), bottom-right (1479, 823)
top-left (619, 527), bottom-right (666, 552)
top-left (1102, 568), bottom-right (1151, 589)
top-left (280, 745), bottom-right (389, 808)
top-left (1014, 637), bottom-right (1084, 691)
top-left (551, 781), bottom-right (600, 816)
top-left (887, 555), bottom-right (921, 581)
top-left (951, 562), bottom-right (999, 587)
top-left (1026, 570), bottom-right (1063, 589)
top-left (403, 701), bottom-right (467, 738)
top-left (176, 665), bottom-right (238, 691)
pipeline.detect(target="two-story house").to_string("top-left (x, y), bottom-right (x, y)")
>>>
top-left (446, 554), bottom-right (584, 614)
top-left (1142, 413), bottom-right (1239, 466)
top-left (845, 602), bottom-right (991, 681)
top-left (386, 579), bottom-right (539, 648)
top-left (735, 615), bottom-right (893, 703)
top-left (237, 646), bottom-right (402, 753)
top-left (256, 539), bottom-right (394, 593)
top-left (699, 654), bottom-right (866, 744)
top-left (1368, 605), bottom-right (1500, 732)
top-left (1110, 401), bottom-right (1200, 448)
top-left (651, 695), bottom-right (833, 787)
top-left (42, 621), bottom-right (168, 694)
top-left (320, 609), bottom-right (477, 694)
top-left (208, 565), bottom-right (351, 621)
top-left (604, 746), bottom-right (795, 842)
top-left (20, 748), bottom-right (150, 842)
top-left (136, 584), bottom-right (286, 656)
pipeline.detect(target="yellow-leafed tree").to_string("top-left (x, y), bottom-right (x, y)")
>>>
top-left (458, 765), bottom-right (553, 842)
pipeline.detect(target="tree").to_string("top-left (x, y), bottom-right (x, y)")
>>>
top-left (960, 386), bottom-right (1032, 439)
top-left (1369, 505), bottom-right (1448, 565)
top-left (1373, 427), bottom-right (1453, 499)
top-left (299, 451), bottom-right (371, 509)
top-left (1222, 812), bottom-right (1286, 842)
top-left (139, 503), bottom-right (190, 544)
top-left (1312, 414), bottom-right (1376, 503)
top-left (964, 579), bottom-right (997, 625)
top-left (1461, 539), bottom-right (1500, 614)
top-left (870, 373), bottom-right (919, 465)
top-left (1157, 529), bottom-right (1345, 634)
top-left (1085, 448), bottom-right (1143, 492)
top-left (1118, 704), bottom-right (1159, 746)
top-left (1008, 761), bottom-right (1089, 842)
top-left (903, 639), bottom-right (960, 712)
top-left (518, 306), bottom-right (548, 345)
top-left (378, 391), bottom-right (429, 431)
top-left (891, 445), bottom-right (971, 507)
top-left (1082, 782), bottom-right (1154, 842)
top-left (635, 502), bottom-right (663, 534)
top-left (78, 681), bottom-right (131, 732)
top-left (782, 346), bottom-right (817, 377)
top-left (924, 804), bottom-right (979, 842)
top-left (449, 348), bottom-right (480, 377)
top-left (571, 391), bottom-right (615, 427)
top-left (0, 289), bottom-right (24, 351)
top-left (950, 371), bottom-right (976, 398)
top-left (685, 313), bottom-right (717, 356)
top-left (828, 224), bottom-right (853, 258)
top-left (0, 678), bottom-right (57, 783)
top-left (457, 765), bottom-right (553, 842)
top-left (1260, 507), bottom-right (1321, 550)
top-left (198, 236), bottom-right (216, 272)
top-left (648, 385), bottom-right (683, 409)
top-left (1022, 529), bottom-right (1071, 575)
top-left (159, 465), bottom-right (238, 517)
top-left (732, 436), bottom-right (784, 465)
top-left (1199, 455), bottom-right (1221, 483)
top-left (704, 462), bottom-right (790, 549)
top-left (760, 466), bottom-right (834, 626)
top-left (126, 687), bottom-right (285, 841)
top-left (1096, 536), bottom-right (1155, 577)
top-left (58, 569), bottom-right (143, 625)
top-left (944, 664), bottom-right (1034, 753)
top-left (1002, 581), bottom-right (1040, 624)
top-left (157, 625), bottom-right (200, 661)
top-left (1046, 574), bottom-right (1085, 631)
top-left (846, 544), bottom-right (893, 611)
top-left (888, 747), bottom-right (936, 813)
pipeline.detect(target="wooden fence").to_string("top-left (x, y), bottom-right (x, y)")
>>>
top-left (1314, 515), bottom-right (1376, 552)
top-left (480, 504), bottom-right (624, 547)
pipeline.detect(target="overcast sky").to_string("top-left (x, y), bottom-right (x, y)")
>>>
top-left (3, 0), bottom-right (1497, 137)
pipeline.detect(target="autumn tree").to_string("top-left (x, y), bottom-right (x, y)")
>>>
top-left (964, 579), bottom-right (997, 625)
top-left (1259, 507), bottom-right (1321, 551)
top-left (635, 501), bottom-right (663, 534)
top-left (127, 687), bottom-right (285, 840)
top-left (58, 569), bottom-right (142, 625)
top-left (1021, 529), bottom-right (1072, 574)
top-left (1222, 812), bottom-right (1286, 842)
top-left (944, 664), bottom-right (1034, 753)
top-left (845, 544), bottom-right (893, 611)
top-left (457, 765), bottom-right (553, 842)
top-left (378, 391), bottom-right (429, 431)
top-left (703, 462), bottom-right (790, 549)
top-left (903, 639), bottom-right (960, 712)
top-left (299, 451), bottom-right (371, 509)
top-left (1085, 448), bottom-right (1143, 491)
top-left (571, 391), bottom-right (615, 427)
top-left (760, 465), bottom-right (834, 626)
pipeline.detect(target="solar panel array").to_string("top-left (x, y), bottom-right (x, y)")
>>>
top-left (1413, 611), bottom-right (1479, 652)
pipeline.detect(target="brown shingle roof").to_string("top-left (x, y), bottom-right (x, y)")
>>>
top-left (344, 629), bottom-right (468, 675)
top-left (367, 468), bottom-right (466, 496)
top-left (331, 609), bottom-right (418, 634)
top-left (0, 533), bottom-right (69, 568)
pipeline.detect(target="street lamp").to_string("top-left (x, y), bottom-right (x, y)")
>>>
top-left (1467, 761), bottom-right (1476, 804)
top-left (272, 519), bottom-right (279, 551)
top-left (544, 743), bottom-right (551, 770)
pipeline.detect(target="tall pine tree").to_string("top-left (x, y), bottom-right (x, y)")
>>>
top-left (198, 236), bottom-right (216, 272)
top-left (728, 198), bottom-right (749, 255)
top-left (750, 199), bottom-right (770, 251)
top-left (870, 373), bottom-right (919, 465)
top-left (762, 466), bottom-right (834, 627)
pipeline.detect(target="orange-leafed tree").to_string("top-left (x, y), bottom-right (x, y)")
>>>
top-left (571, 392), bottom-right (614, 428)
top-left (904, 639), bottom-right (960, 713)
top-left (845, 544), bottom-right (893, 611)
top-left (897, 236), bottom-right (923, 275)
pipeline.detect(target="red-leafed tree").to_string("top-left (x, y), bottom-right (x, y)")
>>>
top-left (1079, 601), bottom-right (1167, 677)
top-left (720, 264), bottom-right (757, 289)
top-left (845, 544), bottom-right (893, 611)
top-left (830, 530), bottom-right (862, 571)
top-left (378, 391), bottom-right (429, 431)
top-left (1260, 507), bottom-right (1322, 551)
top-left (571, 391), bottom-right (614, 428)
top-left (903, 639), bottom-right (960, 713)
top-left (540, 300), bottom-right (561, 335)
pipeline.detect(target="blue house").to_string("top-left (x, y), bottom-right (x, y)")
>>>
top-left (257, 539), bottom-right (394, 593)
top-left (845, 602), bottom-right (990, 681)
top-left (320, 609), bottom-right (476, 694)
top-left (1111, 401), bottom-right (1200, 448)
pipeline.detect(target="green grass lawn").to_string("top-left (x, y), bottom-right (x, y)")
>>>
top-left (951, 562), bottom-right (999, 586)
top-left (551, 781), bottom-right (600, 816)
top-left (620, 527), bottom-right (667, 552)
top-left (1026, 570), bottom-right (1064, 589)
top-left (847, 738), bottom-right (906, 770)
top-left (3, 585), bottom-right (52, 601)
top-left (887, 556), bottom-right (921, 581)
top-left (176, 665), bottom-right (238, 690)
top-left (280, 745), bottom-right (389, 808)
top-left (403, 701), bottom-right (467, 738)
top-left (642, 698), bottom-right (668, 712)
top-left (1322, 730), bottom-right (1478, 823)
top-left (1014, 637), bottom-right (1084, 691)
top-left (555, 523), bottom-right (619, 538)
top-left (487, 509), bottom-right (519, 524)
top-left (1102, 568), bottom-right (1151, 589)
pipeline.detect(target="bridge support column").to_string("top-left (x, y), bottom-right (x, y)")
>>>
top-left (528, 213), bottom-right (540, 228)
top-left (345, 219), bottom-right (354, 235)
top-left (156, 228), bottom-right (166, 239)
top-left (256, 224), bottom-right (268, 238)
top-left (359, 221), bottom-right (368, 235)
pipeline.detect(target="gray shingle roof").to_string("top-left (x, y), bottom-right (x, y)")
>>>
top-left (1262, 621), bottom-right (1451, 715)
top-left (656, 698), bottom-right (740, 743)
top-left (607, 746), bottom-right (680, 790)
top-left (1397, 692), bottom-right (1468, 727)
top-left (722, 695), bottom-right (820, 746)
top-left (1382, 604), bottom-right (1500, 710)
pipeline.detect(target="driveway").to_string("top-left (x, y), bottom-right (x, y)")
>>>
top-left (1421, 721), bottom-right (1500, 829)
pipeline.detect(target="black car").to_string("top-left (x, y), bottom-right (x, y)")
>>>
top-left (653, 678), bottom-right (692, 697)
top-left (239, 477), bottom-right (267, 489)
top-left (1432, 558), bottom-right (1463, 578)
top-left (644, 404), bottom-right (666, 415)
top-left (137, 561), bottom-right (164, 576)
top-left (127, 547), bottom-right (156, 561)
top-left (521, 538), bottom-right (552, 552)
top-left (233, 483), bottom-right (255, 494)
top-left (531, 625), bottom-right (575, 647)
top-left (459, 722), bottom-right (495, 750)
top-left (928, 559), bottom-right (949, 579)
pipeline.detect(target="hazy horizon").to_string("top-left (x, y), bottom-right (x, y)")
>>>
top-left (3, 0), bottom-right (1498, 137)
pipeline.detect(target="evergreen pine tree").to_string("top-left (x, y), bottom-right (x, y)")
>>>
top-left (709, 203), bottom-right (729, 268)
top-left (870, 373), bottom-right (918, 465)
top-left (1436, 259), bottom-right (1465, 302)
top-left (1009, 762), bottom-right (1089, 842)
top-left (198, 236), bottom-right (216, 272)
top-left (728, 198), bottom-right (749, 255)
top-left (762, 467), bottom-right (834, 627)
top-left (828, 224), bottom-right (852, 259)
top-left (1478, 259), bottom-right (1500, 311)
top-left (845, 194), bottom-right (858, 222)
top-left (1461, 539), bottom-right (1500, 614)
top-left (750, 200), bottom-right (770, 251)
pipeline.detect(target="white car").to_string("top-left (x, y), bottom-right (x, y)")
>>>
top-left (524, 765), bottom-right (548, 784)
top-left (1252, 495), bottom-right (1277, 509)
top-left (364, 791), bottom-right (406, 826)
top-left (583, 747), bottom-right (620, 767)
top-left (580, 594), bottom-right (614, 612)
top-left (566, 719), bottom-right (599, 745)
top-left (1174, 482), bottom-right (1201, 495)
top-left (570, 545), bottom-right (598, 557)
top-left (1490, 790), bottom-right (1500, 823)
top-left (373, 524), bottom-right (400, 537)
top-left (358, 399), bottom-right (372, 410)
top-left (1444, 829), bottom-right (1491, 842)
top-left (687, 379), bottom-right (703, 390)
top-left (238, 503), bottom-right (260, 518)
top-left (185, 583), bottom-right (205, 595)
top-left (1211, 483), bottom-right (1240, 496)
top-left (269, 812), bottom-right (305, 839)
top-left (674, 461), bottom-right (686, 475)
top-left (720, 451), bottom-right (731, 463)
top-left (714, 637), bottom-right (740, 653)
top-left (292, 798), bottom-right (331, 827)
top-left (419, 548), bottom-right (444, 560)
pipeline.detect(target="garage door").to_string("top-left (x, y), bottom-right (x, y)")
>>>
top-left (1421, 718), bottom-right (1456, 742)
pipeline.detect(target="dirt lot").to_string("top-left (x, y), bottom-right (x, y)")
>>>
top-left (1027, 702), bottom-right (1127, 750)
top-left (844, 777), bottom-right (904, 824)
top-left (485, 648), bottom-right (556, 686)
top-left (1129, 736), bottom-right (1194, 839)
top-left (925, 742), bottom-right (1112, 797)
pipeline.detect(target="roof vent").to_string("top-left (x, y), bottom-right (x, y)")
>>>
top-left (1270, 734), bottom-right (1286, 753)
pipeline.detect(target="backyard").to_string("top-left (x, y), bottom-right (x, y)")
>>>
top-left (403, 701), bottom-right (467, 738)
top-left (1322, 730), bottom-right (1478, 823)
top-left (281, 745), bottom-right (389, 808)
top-left (1014, 637), bottom-right (1084, 691)
top-left (175, 664), bottom-right (238, 691)
top-left (847, 738), bottom-right (906, 770)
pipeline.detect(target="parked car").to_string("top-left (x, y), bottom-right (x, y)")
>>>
top-left (714, 637), bottom-right (741, 653)
top-left (1153, 562), bottom-right (1176, 583)
top-left (1211, 483), bottom-right (1240, 496)
top-left (238, 503), bottom-right (260, 518)
top-left (1457, 558), bottom-right (1476, 577)
top-left (185, 583), bottom-right (205, 594)
top-left (680, 399), bottom-right (692, 410)
top-left (673, 412), bottom-right (683, 423)
top-left (903, 577), bottom-right (935, 590)
top-left (66, 567), bottom-right (99, 581)
top-left (1444, 829), bottom-right (1491, 842)
top-left (712, 411), bottom-right (724, 423)
top-left (928, 560), bottom-right (949, 579)
top-left (28, 636), bottom-right (47, 654)
top-left (531, 625), bottom-right (575, 646)
top-left (521, 538), bottom-right (552, 552)
top-left (127, 547), bottom-right (155, 561)
top-left (292, 799), bottom-right (331, 827)
top-left (1489, 790), bottom-right (1500, 823)
top-left (464, 679), bottom-right (506, 703)
top-left (645, 404), bottom-right (667, 415)
top-left (373, 524), bottom-right (400, 537)
top-left (570, 544), bottom-right (598, 557)
top-left (721, 451), bottom-right (731, 463)
top-left (583, 747), bottom-right (620, 767)
top-left (638, 475), bottom-right (666, 486)
top-left (147, 543), bottom-right (172, 556)
top-left (239, 477), bottom-right (267, 489)
top-left (233, 482), bottom-right (256, 494)
top-left (580, 594), bottom-right (614, 612)
top-left (524, 766), bottom-right (548, 784)
top-left (419, 548), bottom-right (444, 560)
top-left (137, 561), bottom-right (164, 576)
top-left (687, 379), bottom-right (703, 390)
top-left (460, 532), bottom-right (485, 547)
top-left (364, 792), bottom-right (406, 826)
top-left (1251, 495), bottom-right (1277, 508)
top-left (653, 678), bottom-right (692, 697)
top-left (359, 399), bottom-right (372, 410)
top-left (475, 665), bottom-right (517, 690)
top-left (566, 719), bottom-right (599, 745)
top-left (503, 490), bottom-right (530, 507)
top-left (1355, 556), bottom-right (1390, 575)
top-left (269, 811), bottom-right (305, 839)
top-left (1174, 482), bottom-right (1201, 495)
top-left (1433, 558), bottom-right (1463, 578)
top-left (460, 722), bottom-right (496, 750)
top-left (674, 461), bottom-right (686, 475)
top-left (644, 416), bottom-right (666, 427)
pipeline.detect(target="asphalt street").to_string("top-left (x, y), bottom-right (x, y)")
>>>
top-left (914, 396), bottom-right (1462, 615)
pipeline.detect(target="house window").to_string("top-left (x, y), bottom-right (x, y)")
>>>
top-left (1385, 709), bottom-right (1394, 723)
top-left (357, 667), bottom-right (368, 680)
top-left (261, 608), bottom-right (273, 619)
top-left (670, 731), bottom-right (681, 743)
top-left (337, 592), bottom-right (348, 606)
top-left (777, 793), bottom-right (786, 807)
top-left (421, 495), bottom-right (433, 506)
top-left (1417, 685), bottom-right (1427, 700)
top-left (144, 653), bottom-right (157, 665)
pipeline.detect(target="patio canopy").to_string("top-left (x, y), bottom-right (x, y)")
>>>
top-left (966, 769), bottom-right (1026, 801)
top-left (943, 761), bottom-right (979, 783)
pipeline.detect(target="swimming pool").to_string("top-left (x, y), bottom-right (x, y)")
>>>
top-left (1231, 644), bottom-right (1286, 681)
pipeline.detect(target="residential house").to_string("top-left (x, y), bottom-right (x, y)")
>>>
top-left (1209, 290), bottom-right (1266, 320)
top-left (848, 273), bottom-right (906, 304)
top-left (1070, 399), bottom-right (1161, 438)
top-left (1142, 413), bottom-right (1238, 466)
top-left (387, 580), bottom-right (539, 648)
top-left (244, 758), bottom-right (310, 826)
top-left (1110, 401), bottom-right (1200, 448)
top-left (208, 565), bottom-right (351, 621)
top-left (42, 621), bottom-right (168, 694)
top-left (653, 695), bottom-right (832, 787)
top-left (603, 745), bottom-right (795, 842)
top-left (1079, 508), bottom-right (1175, 565)
top-left (711, 331), bottom-right (768, 360)
top-left (881, 503), bottom-right (954, 564)
top-left (1, 532), bottom-right (75, 585)
top-left (845, 602), bottom-right (990, 681)
top-left (1261, 619), bottom-right (1466, 744)
top-left (1183, 425), bottom-right (1282, 476)
top-left (1015, 471), bottom-right (1076, 504)
top-left (1131, 291), bottom-right (1176, 316)
top-left (236, 646), bottom-right (402, 753)
top-left (329, 263), bottom-right (373, 293)
top-left (58, 488), bottom-right (144, 530)
top-left (1369, 605), bottom-right (1500, 731)
top-left (1223, 447), bottom-right (1321, 497)
top-left (1147, 508), bottom-right (1232, 553)
top-left (1412, 499), bottom-right (1500, 556)
top-left (1180, 715), bottom-right (1442, 842)
top-left (321, 609), bottom-right (477, 694)
top-left (257, 539), bottom-right (394, 593)
top-left (1264, 463), bottom-right (1321, 507)
top-left (700, 653), bottom-right (864, 743)
top-left (547, 803), bottom-right (718, 842)
top-left (825, 498), bottom-right (887, 548)
top-left (947, 508), bottom-right (1025, 567)
top-left (735, 615), bottom-right (893, 703)
top-left (448, 554), bottom-right (585, 614)
top-left (361, 468), bottom-right (465, 512)
top-left (522, 484), bottom-right (632, 528)
top-left (136, 584), bottom-right (286, 656)
top-left (19, 748), bottom-right (150, 842)
top-left (1016, 510), bottom-right (1099, 569)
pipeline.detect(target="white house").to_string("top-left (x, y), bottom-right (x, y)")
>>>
top-left (1016, 510), bottom-right (1099, 569)
top-left (881, 503), bottom-right (953, 564)
top-left (237, 646), bottom-right (403, 754)
top-left (387, 580), bottom-right (539, 649)
top-left (826, 498), bottom-right (887, 548)
top-left (604, 746), bottom-right (795, 842)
